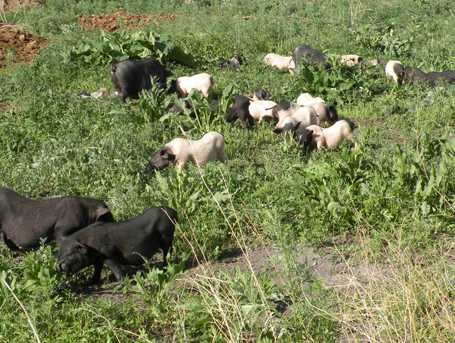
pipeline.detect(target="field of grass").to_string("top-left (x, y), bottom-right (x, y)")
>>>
top-left (0, 0), bottom-right (454, 341)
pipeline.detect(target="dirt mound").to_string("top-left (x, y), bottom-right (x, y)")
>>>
top-left (0, 0), bottom-right (41, 12)
top-left (0, 24), bottom-right (47, 68)
top-left (79, 10), bottom-right (176, 32)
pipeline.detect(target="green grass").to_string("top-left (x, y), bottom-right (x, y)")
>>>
top-left (0, 0), bottom-right (454, 341)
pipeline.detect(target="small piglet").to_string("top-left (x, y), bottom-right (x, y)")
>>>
top-left (296, 93), bottom-right (325, 106)
top-left (247, 91), bottom-right (277, 122)
top-left (176, 73), bottom-right (214, 97)
top-left (386, 60), bottom-right (455, 86)
top-left (147, 132), bottom-right (227, 171)
top-left (292, 44), bottom-right (329, 72)
top-left (248, 100), bottom-right (277, 122)
top-left (0, 187), bottom-right (113, 251)
top-left (272, 101), bottom-right (320, 133)
top-left (251, 89), bottom-right (270, 101)
top-left (340, 54), bottom-right (363, 67)
top-left (57, 207), bottom-right (177, 284)
top-left (296, 93), bottom-right (338, 124)
top-left (295, 119), bottom-right (357, 153)
top-left (219, 54), bottom-right (243, 71)
top-left (263, 53), bottom-right (295, 73)
top-left (426, 71), bottom-right (455, 85)
top-left (225, 95), bottom-right (255, 128)
top-left (385, 60), bottom-right (405, 85)
top-left (111, 58), bottom-right (169, 102)
top-left (225, 89), bottom-right (271, 128)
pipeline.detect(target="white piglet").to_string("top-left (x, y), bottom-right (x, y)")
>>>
top-left (296, 120), bottom-right (357, 152)
top-left (176, 73), bottom-right (214, 97)
top-left (263, 53), bottom-right (295, 73)
top-left (272, 102), bottom-right (319, 133)
top-left (248, 99), bottom-right (278, 122)
top-left (385, 60), bottom-right (404, 84)
top-left (296, 93), bottom-right (325, 106)
top-left (147, 132), bottom-right (227, 171)
top-left (340, 54), bottom-right (363, 67)
top-left (296, 93), bottom-right (338, 124)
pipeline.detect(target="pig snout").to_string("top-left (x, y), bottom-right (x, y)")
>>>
top-left (144, 162), bottom-right (158, 175)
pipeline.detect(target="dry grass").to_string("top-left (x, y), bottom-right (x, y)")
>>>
top-left (335, 244), bottom-right (455, 343)
top-left (172, 168), bottom-right (275, 342)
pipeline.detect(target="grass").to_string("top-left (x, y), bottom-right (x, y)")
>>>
top-left (0, 0), bottom-right (454, 341)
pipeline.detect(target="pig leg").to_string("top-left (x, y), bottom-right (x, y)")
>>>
top-left (346, 133), bottom-right (358, 150)
top-left (176, 157), bottom-right (188, 170)
top-left (91, 261), bottom-right (104, 285)
top-left (120, 89), bottom-right (128, 103)
top-left (2, 233), bottom-right (22, 251)
top-left (105, 259), bottom-right (125, 281)
top-left (316, 137), bottom-right (326, 150)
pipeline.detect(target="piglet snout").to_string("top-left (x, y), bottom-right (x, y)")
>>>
top-left (144, 161), bottom-right (159, 175)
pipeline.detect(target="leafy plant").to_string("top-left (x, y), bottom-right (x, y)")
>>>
top-left (352, 25), bottom-right (414, 58)
top-left (288, 59), bottom-right (387, 105)
top-left (64, 30), bottom-right (194, 66)
top-left (2, 0), bottom-right (455, 341)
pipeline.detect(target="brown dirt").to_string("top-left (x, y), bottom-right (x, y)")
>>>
top-left (0, 0), bottom-right (41, 12)
top-left (0, 23), bottom-right (47, 68)
top-left (79, 10), bottom-right (177, 32)
top-left (178, 245), bottom-right (390, 291)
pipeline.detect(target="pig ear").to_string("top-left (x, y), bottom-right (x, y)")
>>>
top-left (311, 130), bottom-right (322, 138)
top-left (271, 105), bottom-right (279, 117)
top-left (267, 104), bottom-right (278, 112)
top-left (159, 148), bottom-right (175, 162)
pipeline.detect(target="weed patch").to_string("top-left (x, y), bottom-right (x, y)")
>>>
top-left (64, 29), bottom-right (194, 67)
top-left (0, 0), bottom-right (454, 341)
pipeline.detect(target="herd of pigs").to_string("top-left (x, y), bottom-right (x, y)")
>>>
top-left (1, 44), bottom-right (454, 287)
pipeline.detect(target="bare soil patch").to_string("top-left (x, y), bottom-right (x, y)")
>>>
top-left (0, 23), bottom-right (47, 68)
top-left (0, 0), bottom-right (41, 12)
top-left (79, 10), bottom-right (177, 32)
top-left (179, 244), bottom-right (390, 291)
